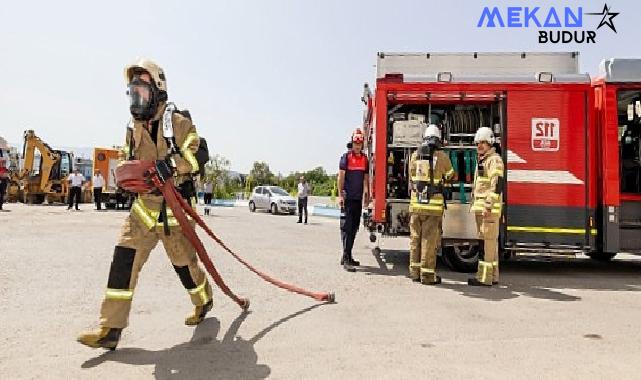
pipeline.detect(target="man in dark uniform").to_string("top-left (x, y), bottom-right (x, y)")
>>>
top-left (337, 128), bottom-right (369, 272)
top-left (0, 170), bottom-right (8, 210)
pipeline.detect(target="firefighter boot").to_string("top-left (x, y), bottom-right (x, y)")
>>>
top-left (185, 299), bottom-right (213, 326)
top-left (467, 278), bottom-right (492, 287)
top-left (77, 327), bottom-right (122, 350)
top-left (421, 275), bottom-right (442, 285)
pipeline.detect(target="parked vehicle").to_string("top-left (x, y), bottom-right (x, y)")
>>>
top-left (249, 186), bottom-right (297, 215)
top-left (362, 52), bottom-right (641, 272)
top-left (93, 147), bottom-right (133, 209)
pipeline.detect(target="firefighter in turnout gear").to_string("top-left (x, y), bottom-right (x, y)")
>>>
top-left (468, 127), bottom-right (504, 287)
top-left (77, 58), bottom-right (212, 350)
top-left (408, 125), bottom-right (455, 285)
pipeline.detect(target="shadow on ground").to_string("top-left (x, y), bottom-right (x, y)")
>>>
top-left (81, 304), bottom-right (326, 379)
top-left (358, 248), bottom-right (641, 303)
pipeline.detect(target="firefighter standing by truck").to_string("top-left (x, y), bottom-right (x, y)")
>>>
top-left (77, 58), bottom-right (213, 350)
top-left (337, 128), bottom-right (369, 272)
top-left (468, 127), bottom-right (504, 287)
top-left (408, 125), bottom-right (454, 285)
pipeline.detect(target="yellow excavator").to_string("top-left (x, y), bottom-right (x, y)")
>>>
top-left (19, 130), bottom-right (74, 204)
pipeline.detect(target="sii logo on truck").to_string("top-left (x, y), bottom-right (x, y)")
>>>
top-left (531, 118), bottom-right (559, 151)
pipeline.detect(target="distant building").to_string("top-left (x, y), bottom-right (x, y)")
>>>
top-left (74, 157), bottom-right (93, 180)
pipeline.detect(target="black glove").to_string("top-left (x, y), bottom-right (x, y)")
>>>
top-left (155, 159), bottom-right (174, 183)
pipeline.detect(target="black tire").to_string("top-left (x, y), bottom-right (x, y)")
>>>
top-left (249, 201), bottom-right (256, 213)
top-left (442, 243), bottom-right (480, 273)
top-left (289, 211), bottom-right (296, 215)
top-left (588, 252), bottom-right (617, 262)
top-left (271, 203), bottom-right (278, 215)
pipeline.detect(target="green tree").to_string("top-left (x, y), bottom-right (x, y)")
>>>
top-left (203, 154), bottom-right (236, 199)
top-left (249, 161), bottom-right (274, 186)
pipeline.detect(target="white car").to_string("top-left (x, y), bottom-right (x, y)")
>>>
top-left (249, 186), bottom-right (297, 215)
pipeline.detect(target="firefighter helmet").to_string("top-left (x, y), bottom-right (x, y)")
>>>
top-left (124, 58), bottom-right (167, 93)
top-left (474, 127), bottom-right (495, 144)
top-left (124, 58), bottom-right (168, 121)
top-left (424, 124), bottom-right (441, 140)
top-left (352, 128), bottom-right (364, 144)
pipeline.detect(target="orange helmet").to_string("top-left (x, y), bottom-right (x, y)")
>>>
top-left (352, 128), bottom-right (364, 144)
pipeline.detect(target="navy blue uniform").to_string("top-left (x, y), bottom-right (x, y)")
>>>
top-left (339, 152), bottom-right (368, 264)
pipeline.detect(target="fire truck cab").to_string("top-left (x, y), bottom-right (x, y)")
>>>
top-left (593, 59), bottom-right (641, 256)
top-left (362, 52), bottom-right (641, 272)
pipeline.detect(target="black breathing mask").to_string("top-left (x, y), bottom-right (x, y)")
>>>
top-left (418, 136), bottom-right (441, 158)
top-left (127, 75), bottom-right (159, 121)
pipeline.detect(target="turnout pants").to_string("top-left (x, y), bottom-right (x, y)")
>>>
top-left (99, 215), bottom-right (213, 329)
top-left (475, 214), bottom-right (500, 285)
top-left (340, 199), bottom-right (362, 262)
top-left (93, 188), bottom-right (102, 210)
top-left (298, 197), bottom-right (308, 223)
top-left (409, 214), bottom-right (441, 282)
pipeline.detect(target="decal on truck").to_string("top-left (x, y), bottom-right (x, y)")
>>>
top-left (531, 118), bottom-right (560, 151)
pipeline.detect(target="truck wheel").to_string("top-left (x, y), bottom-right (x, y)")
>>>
top-left (271, 203), bottom-right (278, 215)
top-left (442, 244), bottom-right (480, 273)
top-left (588, 252), bottom-right (617, 262)
top-left (249, 201), bottom-right (256, 212)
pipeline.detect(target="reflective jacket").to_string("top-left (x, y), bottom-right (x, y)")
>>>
top-left (120, 103), bottom-right (200, 229)
top-left (409, 150), bottom-right (454, 216)
top-left (471, 148), bottom-right (504, 216)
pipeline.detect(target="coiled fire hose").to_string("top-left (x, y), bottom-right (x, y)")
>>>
top-left (116, 160), bottom-right (335, 309)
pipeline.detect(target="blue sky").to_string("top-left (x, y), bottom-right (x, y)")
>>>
top-left (0, 0), bottom-right (638, 174)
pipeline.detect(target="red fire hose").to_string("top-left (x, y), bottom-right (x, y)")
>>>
top-left (116, 160), bottom-right (335, 309)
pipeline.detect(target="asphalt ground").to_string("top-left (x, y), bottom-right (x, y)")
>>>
top-left (1, 202), bottom-right (640, 379)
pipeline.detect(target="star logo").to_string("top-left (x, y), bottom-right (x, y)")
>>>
top-left (586, 3), bottom-right (620, 33)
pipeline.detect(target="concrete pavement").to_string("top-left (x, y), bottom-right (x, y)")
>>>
top-left (1, 202), bottom-right (640, 379)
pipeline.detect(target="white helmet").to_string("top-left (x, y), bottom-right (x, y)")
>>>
top-left (474, 127), bottom-right (495, 144)
top-left (424, 124), bottom-right (441, 140)
top-left (124, 57), bottom-right (167, 93)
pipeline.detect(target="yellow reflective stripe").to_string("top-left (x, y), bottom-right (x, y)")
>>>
top-left (488, 192), bottom-right (500, 201)
top-left (479, 261), bottom-right (491, 282)
top-left (181, 133), bottom-right (200, 173)
top-left (476, 176), bottom-right (490, 182)
top-left (489, 169), bottom-right (504, 178)
top-left (105, 288), bottom-right (133, 301)
top-left (188, 280), bottom-right (210, 304)
top-left (132, 200), bottom-right (156, 229)
top-left (411, 204), bottom-right (444, 212)
top-left (164, 217), bottom-right (180, 227)
top-left (420, 268), bottom-right (435, 273)
top-left (492, 261), bottom-right (499, 267)
top-left (445, 168), bottom-right (455, 177)
top-left (411, 196), bottom-right (444, 205)
top-left (133, 198), bottom-right (190, 229)
top-left (181, 133), bottom-right (199, 151)
top-left (409, 262), bottom-right (422, 269)
top-left (507, 226), bottom-right (597, 235)
top-left (411, 177), bottom-right (442, 184)
top-left (183, 151), bottom-right (199, 173)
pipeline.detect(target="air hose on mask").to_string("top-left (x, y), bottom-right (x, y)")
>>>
top-left (116, 160), bottom-right (335, 309)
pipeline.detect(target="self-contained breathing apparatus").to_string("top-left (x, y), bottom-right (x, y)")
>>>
top-left (413, 125), bottom-right (447, 209)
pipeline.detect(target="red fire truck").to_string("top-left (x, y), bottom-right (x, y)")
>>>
top-left (362, 52), bottom-right (641, 272)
